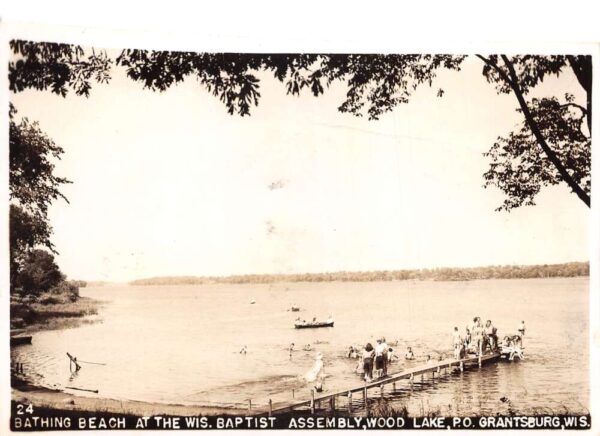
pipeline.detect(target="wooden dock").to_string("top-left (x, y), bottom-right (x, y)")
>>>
top-left (252, 352), bottom-right (502, 416)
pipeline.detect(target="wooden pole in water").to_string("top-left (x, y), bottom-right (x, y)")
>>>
top-left (292, 389), bottom-right (295, 399)
top-left (380, 383), bottom-right (384, 398)
top-left (460, 361), bottom-right (464, 372)
top-left (392, 381), bottom-right (396, 391)
top-left (478, 355), bottom-right (482, 368)
top-left (347, 392), bottom-right (352, 413)
top-left (247, 399), bottom-right (251, 411)
top-left (268, 399), bottom-right (272, 417)
top-left (330, 395), bottom-right (335, 411)
top-left (363, 384), bottom-right (368, 409)
top-left (310, 390), bottom-right (315, 414)
top-left (409, 373), bottom-right (414, 391)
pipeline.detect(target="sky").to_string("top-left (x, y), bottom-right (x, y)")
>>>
top-left (10, 54), bottom-right (590, 282)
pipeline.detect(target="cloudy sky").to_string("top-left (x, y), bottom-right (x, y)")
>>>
top-left (10, 53), bottom-right (589, 282)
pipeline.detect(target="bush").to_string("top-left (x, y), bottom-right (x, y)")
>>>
top-left (49, 281), bottom-right (79, 302)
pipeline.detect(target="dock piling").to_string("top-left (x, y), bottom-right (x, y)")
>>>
top-left (310, 390), bottom-right (315, 414)
top-left (347, 392), bottom-right (352, 413)
top-left (268, 399), bottom-right (272, 417)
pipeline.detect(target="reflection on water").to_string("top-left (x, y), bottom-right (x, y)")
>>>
top-left (11, 277), bottom-right (589, 414)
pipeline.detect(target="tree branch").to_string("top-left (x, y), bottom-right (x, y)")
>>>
top-left (499, 54), bottom-right (590, 207)
top-left (566, 55), bottom-right (592, 135)
top-left (559, 102), bottom-right (587, 115)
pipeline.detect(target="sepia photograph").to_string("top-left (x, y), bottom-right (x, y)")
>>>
top-left (2, 17), bottom-right (597, 432)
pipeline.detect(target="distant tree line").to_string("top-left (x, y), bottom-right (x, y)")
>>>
top-left (129, 262), bottom-right (588, 286)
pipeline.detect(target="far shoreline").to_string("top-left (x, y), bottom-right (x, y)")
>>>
top-left (128, 261), bottom-right (588, 287)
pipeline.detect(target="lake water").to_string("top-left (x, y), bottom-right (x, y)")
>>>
top-left (11, 277), bottom-right (589, 416)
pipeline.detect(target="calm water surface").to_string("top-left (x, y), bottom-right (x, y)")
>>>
top-left (12, 277), bottom-right (589, 415)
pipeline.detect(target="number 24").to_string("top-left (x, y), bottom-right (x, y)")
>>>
top-left (16, 403), bottom-right (34, 415)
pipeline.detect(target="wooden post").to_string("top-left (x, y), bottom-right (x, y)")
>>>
top-left (330, 395), bottom-right (335, 411)
top-left (460, 361), bottom-right (464, 372)
top-left (292, 389), bottom-right (295, 399)
top-left (380, 383), bottom-right (384, 398)
top-left (409, 373), bottom-right (414, 391)
top-left (392, 381), bottom-right (396, 391)
top-left (363, 385), bottom-right (368, 408)
top-left (347, 392), bottom-right (352, 413)
top-left (478, 355), bottom-right (482, 368)
top-left (247, 399), bottom-right (252, 411)
top-left (268, 399), bottom-right (272, 417)
top-left (310, 390), bottom-right (315, 414)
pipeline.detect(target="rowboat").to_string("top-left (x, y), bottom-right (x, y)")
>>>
top-left (294, 321), bottom-right (334, 329)
top-left (10, 335), bottom-right (32, 346)
top-left (291, 306), bottom-right (300, 312)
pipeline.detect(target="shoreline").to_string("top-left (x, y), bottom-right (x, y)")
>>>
top-left (11, 296), bottom-right (245, 418)
top-left (11, 379), bottom-right (247, 418)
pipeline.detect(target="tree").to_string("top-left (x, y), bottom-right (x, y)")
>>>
top-left (9, 41), bottom-right (591, 210)
top-left (15, 249), bottom-right (64, 295)
top-left (9, 103), bottom-right (71, 292)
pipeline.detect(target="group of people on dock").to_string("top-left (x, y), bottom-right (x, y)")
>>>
top-left (343, 318), bottom-right (526, 383)
top-left (347, 338), bottom-right (400, 382)
top-left (454, 317), bottom-right (525, 360)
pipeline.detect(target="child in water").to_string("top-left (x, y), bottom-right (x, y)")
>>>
top-left (404, 347), bottom-right (415, 360)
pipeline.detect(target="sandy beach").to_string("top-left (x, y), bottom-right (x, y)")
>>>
top-left (12, 380), bottom-right (247, 418)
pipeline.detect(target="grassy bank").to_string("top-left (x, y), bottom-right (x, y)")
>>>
top-left (10, 284), bottom-right (102, 333)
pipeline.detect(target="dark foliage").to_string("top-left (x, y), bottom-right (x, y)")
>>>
top-left (9, 104), bottom-right (71, 293)
top-left (8, 41), bottom-right (592, 211)
top-left (14, 249), bottom-right (64, 295)
top-left (9, 40), bottom-right (111, 97)
top-left (484, 95), bottom-right (591, 210)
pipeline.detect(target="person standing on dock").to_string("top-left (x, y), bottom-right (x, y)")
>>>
top-left (485, 320), bottom-right (497, 351)
top-left (452, 327), bottom-right (463, 359)
top-left (471, 317), bottom-right (484, 356)
top-left (518, 320), bottom-right (526, 345)
top-left (374, 339), bottom-right (386, 378)
top-left (362, 343), bottom-right (375, 382)
top-left (381, 338), bottom-right (389, 376)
